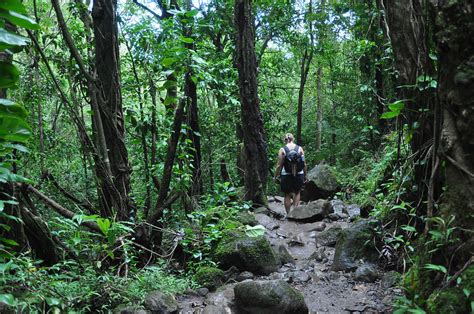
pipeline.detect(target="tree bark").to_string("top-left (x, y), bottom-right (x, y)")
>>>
top-left (296, 49), bottom-right (313, 145)
top-left (315, 67), bottom-right (323, 151)
top-left (234, 0), bottom-right (269, 206)
top-left (92, 0), bottom-right (134, 220)
top-left (431, 0), bottom-right (474, 237)
top-left (382, 0), bottom-right (435, 202)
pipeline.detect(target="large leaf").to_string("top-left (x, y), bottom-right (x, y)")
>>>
top-left (245, 224), bottom-right (265, 237)
top-left (388, 101), bottom-right (405, 112)
top-left (0, 29), bottom-right (29, 50)
top-left (380, 110), bottom-right (401, 120)
top-left (0, 98), bottom-right (28, 118)
top-left (0, 10), bottom-right (39, 30)
top-left (0, 62), bottom-right (20, 88)
top-left (0, 0), bottom-right (27, 14)
top-left (0, 115), bottom-right (31, 142)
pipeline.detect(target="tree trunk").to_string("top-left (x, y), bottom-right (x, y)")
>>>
top-left (315, 67), bottom-right (323, 151)
top-left (382, 0), bottom-right (435, 202)
top-left (296, 49), bottom-right (313, 145)
top-left (92, 0), bottom-right (133, 220)
top-left (431, 0), bottom-right (474, 244)
top-left (234, 0), bottom-right (269, 206)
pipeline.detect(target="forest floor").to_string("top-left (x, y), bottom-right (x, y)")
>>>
top-left (177, 198), bottom-right (402, 313)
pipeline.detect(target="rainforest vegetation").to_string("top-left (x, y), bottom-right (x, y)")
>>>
top-left (0, 0), bottom-right (473, 312)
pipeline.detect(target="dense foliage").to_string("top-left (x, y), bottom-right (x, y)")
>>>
top-left (0, 0), bottom-right (472, 312)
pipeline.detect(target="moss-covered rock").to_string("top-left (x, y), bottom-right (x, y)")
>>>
top-left (234, 211), bottom-right (258, 226)
top-left (194, 266), bottom-right (225, 291)
top-left (234, 280), bottom-right (308, 314)
top-left (332, 219), bottom-right (378, 271)
top-left (214, 230), bottom-right (280, 275)
top-left (427, 287), bottom-right (469, 314)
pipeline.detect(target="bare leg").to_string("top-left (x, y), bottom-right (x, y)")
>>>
top-left (284, 193), bottom-right (292, 214)
top-left (294, 191), bottom-right (301, 208)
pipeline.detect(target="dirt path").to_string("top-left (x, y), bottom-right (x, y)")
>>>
top-left (177, 198), bottom-right (400, 313)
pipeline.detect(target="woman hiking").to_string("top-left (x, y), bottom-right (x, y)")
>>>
top-left (273, 133), bottom-right (308, 217)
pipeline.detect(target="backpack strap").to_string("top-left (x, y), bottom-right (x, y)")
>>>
top-left (283, 145), bottom-right (290, 156)
top-left (294, 145), bottom-right (300, 153)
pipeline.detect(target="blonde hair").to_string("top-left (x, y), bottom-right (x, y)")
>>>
top-left (284, 133), bottom-right (294, 143)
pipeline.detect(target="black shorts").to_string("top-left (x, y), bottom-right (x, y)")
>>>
top-left (280, 174), bottom-right (304, 194)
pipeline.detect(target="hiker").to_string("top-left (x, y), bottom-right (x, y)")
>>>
top-left (273, 133), bottom-right (308, 216)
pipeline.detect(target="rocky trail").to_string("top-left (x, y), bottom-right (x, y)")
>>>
top-left (172, 197), bottom-right (402, 314)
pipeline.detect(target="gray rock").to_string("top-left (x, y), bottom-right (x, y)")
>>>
top-left (254, 207), bottom-right (268, 214)
top-left (287, 199), bottom-right (334, 222)
top-left (274, 244), bottom-right (295, 265)
top-left (315, 225), bottom-right (342, 247)
top-left (290, 271), bottom-right (311, 283)
top-left (205, 284), bottom-right (236, 311)
top-left (354, 263), bottom-right (380, 283)
top-left (304, 221), bottom-right (326, 232)
top-left (197, 287), bottom-right (210, 296)
top-left (234, 280), bottom-right (309, 314)
top-left (343, 204), bottom-right (361, 219)
top-left (328, 213), bottom-right (341, 221)
top-left (332, 219), bottom-right (378, 271)
top-left (331, 199), bottom-right (345, 215)
top-left (255, 213), bottom-right (279, 230)
top-left (237, 271), bottom-right (254, 282)
top-left (301, 164), bottom-right (340, 202)
top-left (202, 305), bottom-right (228, 314)
top-left (309, 247), bottom-right (327, 262)
top-left (381, 271), bottom-right (401, 289)
top-left (215, 231), bottom-right (280, 275)
top-left (144, 291), bottom-right (178, 314)
top-left (113, 305), bottom-right (148, 314)
top-left (288, 234), bottom-right (305, 246)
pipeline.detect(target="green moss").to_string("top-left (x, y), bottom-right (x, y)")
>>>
top-left (214, 231), bottom-right (279, 275)
top-left (193, 266), bottom-right (225, 290)
top-left (427, 288), bottom-right (468, 314)
top-left (234, 212), bottom-right (258, 226)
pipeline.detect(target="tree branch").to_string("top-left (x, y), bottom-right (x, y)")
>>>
top-left (21, 183), bottom-right (101, 233)
top-left (50, 0), bottom-right (95, 83)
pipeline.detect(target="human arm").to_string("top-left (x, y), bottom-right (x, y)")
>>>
top-left (300, 146), bottom-right (308, 182)
top-left (273, 148), bottom-right (285, 182)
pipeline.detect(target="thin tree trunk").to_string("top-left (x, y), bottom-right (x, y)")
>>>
top-left (234, 0), bottom-right (268, 206)
top-left (315, 67), bottom-right (323, 151)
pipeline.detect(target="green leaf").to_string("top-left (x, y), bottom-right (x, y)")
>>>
top-left (0, 98), bottom-right (28, 118)
top-left (45, 297), bottom-right (61, 306)
top-left (380, 110), bottom-right (401, 119)
top-left (401, 225), bottom-right (417, 233)
top-left (245, 224), bottom-right (265, 237)
top-left (97, 218), bottom-right (111, 236)
top-left (161, 57), bottom-right (179, 67)
top-left (0, 62), bottom-right (20, 88)
top-left (0, 293), bottom-right (15, 306)
top-left (186, 9), bottom-right (199, 17)
top-left (0, 115), bottom-right (31, 142)
top-left (388, 101), bottom-right (405, 111)
top-left (0, 10), bottom-right (39, 30)
top-left (0, 0), bottom-right (27, 14)
top-left (424, 263), bottom-right (447, 274)
top-left (179, 36), bottom-right (194, 44)
top-left (0, 28), bottom-right (29, 50)
top-left (0, 237), bottom-right (18, 246)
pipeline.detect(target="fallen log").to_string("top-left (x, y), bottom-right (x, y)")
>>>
top-left (20, 183), bottom-right (101, 233)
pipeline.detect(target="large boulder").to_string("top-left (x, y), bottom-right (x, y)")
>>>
top-left (214, 231), bottom-right (280, 275)
top-left (287, 199), bottom-right (333, 222)
top-left (315, 225), bottom-right (342, 247)
top-left (234, 280), bottom-right (308, 314)
top-left (194, 266), bottom-right (226, 291)
top-left (144, 291), bottom-right (178, 314)
top-left (332, 219), bottom-right (378, 271)
top-left (301, 164), bottom-right (340, 202)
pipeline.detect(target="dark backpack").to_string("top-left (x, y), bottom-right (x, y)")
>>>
top-left (283, 145), bottom-right (304, 176)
